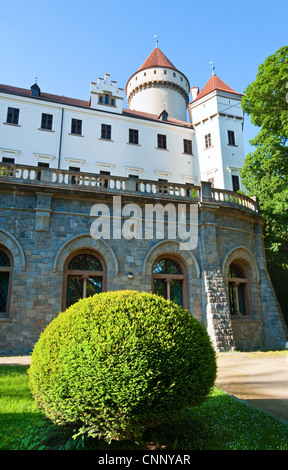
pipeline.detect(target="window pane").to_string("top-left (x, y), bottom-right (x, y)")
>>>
top-left (0, 250), bottom-right (10, 267)
top-left (228, 130), bottom-right (235, 145)
top-left (101, 124), bottom-right (111, 139)
top-left (0, 272), bottom-right (9, 312)
top-left (71, 119), bottom-right (82, 135)
top-left (7, 107), bottom-right (19, 124)
top-left (153, 278), bottom-right (167, 299)
top-left (157, 134), bottom-right (166, 149)
top-left (238, 284), bottom-right (247, 315)
top-left (68, 254), bottom-right (103, 271)
top-left (153, 259), bottom-right (182, 274)
top-left (228, 282), bottom-right (237, 315)
top-left (232, 175), bottom-right (240, 192)
top-left (86, 276), bottom-right (102, 298)
top-left (66, 275), bottom-right (83, 308)
top-left (228, 263), bottom-right (245, 278)
top-left (170, 279), bottom-right (183, 306)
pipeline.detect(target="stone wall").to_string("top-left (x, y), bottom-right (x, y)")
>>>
top-left (0, 177), bottom-right (287, 354)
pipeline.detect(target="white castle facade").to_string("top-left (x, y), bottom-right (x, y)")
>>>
top-left (0, 47), bottom-right (244, 192)
top-left (0, 46), bottom-right (287, 354)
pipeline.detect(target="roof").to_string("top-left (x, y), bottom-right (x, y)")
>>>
top-left (122, 108), bottom-right (192, 128)
top-left (138, 47), bottom-right (177, 71)
top-left (0, 84), bottom-right (90, 108)
top-left (0, 83), bottom-right (192, 129)
top-left (191, 74), bottom-right (241, 103)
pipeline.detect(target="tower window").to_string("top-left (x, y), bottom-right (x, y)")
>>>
top-left (101, 124), bottom-right (112, 140)
top-left (205, 133), bottom-right (212, 148)
top-left (228, 130), bottom-right (236, 146)
top-left (232, 175), bottom-right (240, 192)
top-left (183, 139), bottom-right (192, 155)
top-left (71, 119), bottom-right (82, 135)
top-left (129, 129), bottom-right (139, 145)
top-left (6, 107), bottom-right (20, 125)
top-left (157, 134), bottom-right (167, 150)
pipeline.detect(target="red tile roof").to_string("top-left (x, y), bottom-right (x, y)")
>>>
top-left (122, 108), bottom-right (192, 128)
top-left (0, 83), bottom-right (192, 128)
top-left (0, 84), bottom-right (90, 108)
top-left (138, 47), bottom-right (177, 71)
top-left (191, 75), bottom-right (241, 103)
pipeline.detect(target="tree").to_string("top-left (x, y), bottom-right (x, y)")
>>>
top-left (241, 46), bottom-right (288, 252)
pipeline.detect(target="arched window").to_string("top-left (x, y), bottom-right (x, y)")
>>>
top-left (152, 256), bottom-right (188, 308)
top-left (0, 247), bottom-right (13, 317)
top-left (63, 251), bottom-right (106, 309)
top-left (228, 262), bottom-right (250, 316)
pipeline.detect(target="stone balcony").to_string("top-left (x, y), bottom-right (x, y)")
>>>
top-left (0, 163), bottom-right (259, 213)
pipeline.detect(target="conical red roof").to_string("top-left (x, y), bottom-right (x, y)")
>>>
top-left (138, 47), bottom-right (176, 71)
top-left (192, 74), bottom-right (240, 103)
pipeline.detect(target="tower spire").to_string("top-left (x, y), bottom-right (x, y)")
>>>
top-left (210, 61), bottom-right (216, 75)
top-left (153, 34), bottom-right (158, 48)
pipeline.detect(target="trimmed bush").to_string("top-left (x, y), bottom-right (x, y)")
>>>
top-left (29, 290), bottom-right (216, 442)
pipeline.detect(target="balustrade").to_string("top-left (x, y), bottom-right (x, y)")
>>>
top-left (0, 162), bottom-right (258, 212)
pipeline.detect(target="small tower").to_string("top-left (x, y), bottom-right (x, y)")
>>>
top-left (126, 47), bottom-right (190, 122)
top-left (188, 72), bottom-right (245, 191)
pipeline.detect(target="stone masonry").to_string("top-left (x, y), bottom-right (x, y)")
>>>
top-left (0, 166), bottom-right (287, 354)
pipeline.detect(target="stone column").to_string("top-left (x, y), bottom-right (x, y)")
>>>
top-left (199, 184), bottom-right (235, 351)
top-left (254, 221), bottom-right (288, 348)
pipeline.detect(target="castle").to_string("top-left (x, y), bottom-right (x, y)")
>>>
top-left (0, 46), bottom-right (287, 353)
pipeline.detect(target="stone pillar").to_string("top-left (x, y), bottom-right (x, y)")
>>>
top-left (254, 221), bottom-right (288, 348)
top-left (199, 203), bottom-right (235, 351)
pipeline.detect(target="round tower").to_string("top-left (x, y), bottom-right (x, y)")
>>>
top-left (126, 47), bottom-right (190, 122)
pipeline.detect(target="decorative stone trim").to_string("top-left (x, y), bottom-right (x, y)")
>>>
top-left (127, 80), bottom-right (189, 106)
top-left (142, 239), bottom-right (200, 278)
top-left (0, 229), bottom-right (26, 270)
top-left (53, 233), bottom-right (119, 276)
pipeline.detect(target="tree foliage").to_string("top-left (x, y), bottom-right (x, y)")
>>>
top-left (241, 46), bottom-right (288, 251)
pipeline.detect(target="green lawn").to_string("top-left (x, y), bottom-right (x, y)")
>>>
top-left (0, 365), bottom-right (288, 451)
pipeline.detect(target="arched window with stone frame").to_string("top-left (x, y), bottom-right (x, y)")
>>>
top-left (0, 246), bottom-right (13, 318)
top-left (62, 249), bottom-right (107, 310)
top-left (152, 255), bottom-right (189, 309)
top-left (228, 261), bottom-right (252, 316)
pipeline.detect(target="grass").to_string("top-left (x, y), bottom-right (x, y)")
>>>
top-left (1, 365), bottom-right (288, 451)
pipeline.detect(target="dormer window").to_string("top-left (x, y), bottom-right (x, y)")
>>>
top-left (159, 110), bottom-right (168, 122)
top-left (98, 92), bottom-right (116, 107)
top-left (31, 83), bottom-right (40, 97)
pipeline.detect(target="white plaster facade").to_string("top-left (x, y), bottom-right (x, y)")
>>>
top-left (0, 47), bottom-right (245, 191)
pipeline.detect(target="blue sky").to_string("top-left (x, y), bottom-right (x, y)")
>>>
top-left (0, 0), bottom-right (287, 154)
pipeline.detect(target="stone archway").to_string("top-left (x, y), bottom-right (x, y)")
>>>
top-left (0, 228), bottom-right (26, 271)
top-left (53, 233), bottom-right (119, 276)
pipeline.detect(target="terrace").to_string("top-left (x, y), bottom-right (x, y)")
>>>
top-left (0, 163), bottom-right (259, 213)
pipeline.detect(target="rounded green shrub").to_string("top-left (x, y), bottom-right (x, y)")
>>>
top-left (29, 290), bottom-right (216, 442)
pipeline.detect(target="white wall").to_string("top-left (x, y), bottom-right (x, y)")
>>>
top-left (0, 91), bottom-right (198, 185)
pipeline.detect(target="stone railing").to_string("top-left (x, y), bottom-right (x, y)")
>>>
top-left (211, 188), bottom-right (258, 212)
top-left (0, 163), bottom-right (259, 212)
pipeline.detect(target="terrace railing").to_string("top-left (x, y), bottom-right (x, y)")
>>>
top-left (0, 163), bottom-right (259, 213)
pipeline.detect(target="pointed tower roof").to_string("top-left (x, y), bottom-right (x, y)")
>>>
top-left (191, 74), bottom-right (241, 103)
top-left (138, 47), bottom-right (177, 71)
